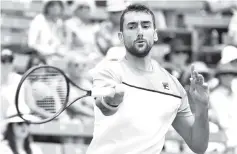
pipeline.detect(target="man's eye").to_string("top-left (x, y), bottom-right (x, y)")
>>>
top-left (128, 25), bottom-right (136, 29)
top-left (143, 25), bottom-right (150, 29)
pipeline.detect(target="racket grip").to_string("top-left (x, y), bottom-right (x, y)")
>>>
top-left (90, 87), bottom-right (116, 98)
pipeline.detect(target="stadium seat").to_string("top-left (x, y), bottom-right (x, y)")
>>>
top-left (35, 142), bottom-right (63, 154)
top-left (1, 0), bottom-right (42, 17)
top-left (1, 30), bottom-right (27, 45)
top-left (1, 15), bottom-right (31, 30)
top-left (184, 14), bottom-right (231, 28)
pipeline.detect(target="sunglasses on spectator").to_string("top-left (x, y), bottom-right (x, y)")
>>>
top-left (1, 55), bottom-right (14, 64)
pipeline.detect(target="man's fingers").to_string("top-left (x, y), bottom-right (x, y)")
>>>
top-left (114, 84), bottom-right (125, 103)
top-left (189, 77), bottom-right (196, 93)
top-left (103, 84), bottom-right (125, 107)
top-left (190, 65), bottom-right (195, 78)
top-left (196, 74), bottom-right (204, 84)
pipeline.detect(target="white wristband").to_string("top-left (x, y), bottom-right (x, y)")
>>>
top-left (101, 97), bottom-right (119, 111)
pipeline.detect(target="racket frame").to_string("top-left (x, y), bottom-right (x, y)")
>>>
top-left (15, 65), bottom-right (91, 124)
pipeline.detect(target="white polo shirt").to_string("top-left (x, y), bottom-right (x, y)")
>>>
top-left (86, 58), bottom-right (192, 154)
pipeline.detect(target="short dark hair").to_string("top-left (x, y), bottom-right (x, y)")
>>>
top-left (120, 4), bottom-right (156, 31)
top-left (43, 0), bottom-right (64, 15)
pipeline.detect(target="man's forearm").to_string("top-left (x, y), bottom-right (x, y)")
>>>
top-left (190, 104), bottom-right (209, 153)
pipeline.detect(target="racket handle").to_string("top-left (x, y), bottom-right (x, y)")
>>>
top-left (90, 87), bottom-right (116, 98)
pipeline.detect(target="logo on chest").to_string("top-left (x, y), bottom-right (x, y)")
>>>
top-left (162, 82), bottom-right (170, 90)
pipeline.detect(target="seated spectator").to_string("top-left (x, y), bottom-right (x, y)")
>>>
top-left (0, 107), bottom-right (42, 154)
top-left (65, 0), bottom-right (102, 69)
top-left (1, 49), bottom-right (31, 120)
top-left (28, 0), bottom-right (69, 69)
top-left (162, 39), bottom-right (191, 82)
top-left (66, 0), bottom-right (99, 52)
top-left (95, 0), bottom-right (127, 56)
top-left (210, 63), bottom-right (237, 153)
top-left (65, 56), bottom-right (94, 127)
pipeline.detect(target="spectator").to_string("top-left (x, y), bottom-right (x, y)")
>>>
top-left (0, 107), bottom-right (42, 154)
top-left (95, 0), bottom-right (127, 56)
top-left (65, 56), bottom-right (94, 126)
top-left (66, 0), bottom-right (98, 50)
top-left (28, 0), bottom-right (69, 69)
top-left (0, 49), bottom-right (30, 120)
top-left (65, 0), bottom-right (101, 67)
top-left (162, 39), bottom-right (191, 82)
top-left (210, 63), bottom-right (237, 153)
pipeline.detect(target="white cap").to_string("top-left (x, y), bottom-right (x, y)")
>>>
top-left (71, 0), bottom-right (95, 13)
top-left (1, 49), bottom-right (13, 56)
top-left (4, 104), bottom-right (38, 122)
top-left (107, 0), bottom-right (128, 12)
top-left (220, 45), bottom-right (237, 64)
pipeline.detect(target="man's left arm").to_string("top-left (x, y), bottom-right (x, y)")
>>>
top-left (172, 66), bottom-right (209, 154)
top-left (172, 93), bottom-right (209, 154)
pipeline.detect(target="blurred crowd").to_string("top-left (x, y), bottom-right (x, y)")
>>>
top-left (1, 0), bottom-right (237, 154)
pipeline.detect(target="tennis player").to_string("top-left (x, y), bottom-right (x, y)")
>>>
top-left (87, 4), bottom-right (209, 154)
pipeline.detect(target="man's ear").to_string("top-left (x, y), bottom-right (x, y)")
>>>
top-left (154, 29), bottom-right (158, 42)
top-left (118, 32), bottom-right (124, 43)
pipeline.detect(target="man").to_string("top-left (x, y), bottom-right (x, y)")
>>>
top-left (87, 4), bottom-right (209, 154)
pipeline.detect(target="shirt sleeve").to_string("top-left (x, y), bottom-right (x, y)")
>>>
top-left (171, 76), bottom-right (193, 117)
top-left (28, 14), bottom-right (42, 47)
top-left (92, 60), bottom-right (122, 89)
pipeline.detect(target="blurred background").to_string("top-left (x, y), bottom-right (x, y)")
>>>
top-left (1, 0), bottom-right (237, 154)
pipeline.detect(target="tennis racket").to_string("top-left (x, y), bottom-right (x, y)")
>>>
top-left (15, 65), bottom-right (115, 124)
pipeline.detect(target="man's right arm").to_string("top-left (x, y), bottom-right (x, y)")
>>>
top-left (92, 60), bottom-right (124, 116)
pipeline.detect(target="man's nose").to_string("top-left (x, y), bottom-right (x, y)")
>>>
top-left (137, 25), bottom-right (143, 39)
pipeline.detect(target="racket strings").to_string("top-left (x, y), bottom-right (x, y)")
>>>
top-left (25, 68), bottom-right (68, 116)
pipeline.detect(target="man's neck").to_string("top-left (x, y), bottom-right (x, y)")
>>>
top-left (125, 52), bottom-right (152, 71)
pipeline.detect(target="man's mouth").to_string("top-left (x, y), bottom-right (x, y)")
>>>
top-left (136, 40), bottom-right (145, 43)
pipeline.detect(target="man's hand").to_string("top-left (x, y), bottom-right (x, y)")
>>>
top-left (95, 84), bottom-right (125, 116)
top-left (189, 65), bottom-right (209, 106)
top-left (103, 84), bottom-right (125, 107)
